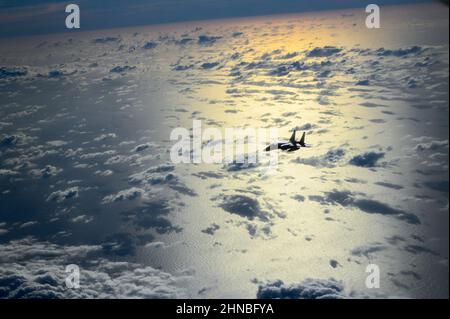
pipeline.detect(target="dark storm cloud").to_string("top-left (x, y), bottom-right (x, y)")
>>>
top-left (309, 189), bottom-right (420, 224)
top-left (0, 0), bottom-right (432, 37)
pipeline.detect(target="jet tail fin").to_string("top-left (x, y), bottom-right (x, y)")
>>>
top-left (299, 132), bottom-right (306, 147)
top-left (289, 130), bottom-right (296, 144)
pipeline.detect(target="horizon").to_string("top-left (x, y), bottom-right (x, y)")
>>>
top-left (0, 0), bottom-right (434, 38)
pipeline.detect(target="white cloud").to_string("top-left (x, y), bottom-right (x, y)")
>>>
top-left (0, 238), bottom-right (187, 299)
top-left (47, 187), bottom-right (80, 203)
top-left (102, 187), bottom-right (145, 204)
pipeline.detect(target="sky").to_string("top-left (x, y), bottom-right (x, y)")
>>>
top-left (0, 0), bottom-right (434, 37)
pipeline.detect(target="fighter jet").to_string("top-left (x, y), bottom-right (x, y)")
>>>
top-left (265, 130), bottom-right (309, 152)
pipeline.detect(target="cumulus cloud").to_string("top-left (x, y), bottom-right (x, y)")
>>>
top-left (0, 238), bottom-right (187, 299)
top-left (94, 133), bottom-right (117, 142)
top-left (350, 243), bottom-right (388, 257)
top-left (257, 278), bottom-right (349, 299)
top-left (293, 148), bottom-right (345, 168)
top-left (309, 190), bottom-right (420, 224)
top-left (4, 105), bottom-right (45, 121)
top-left (174, 38), bottom-right (194, 46)
top-left (101, 232), bottom-right (151, 256)
top-left (0, 134), bottom-right (33, 147)
top-left (201, 62), bottom-right (220, 70)
top-left (267, 65), bottom-right (290, 76)
top-left (292, 194), bottom-right (305, 202)
top-left (224, 159), bottom-right (260, 172)
top-left (29, 165), bottom-right (62, 179)
top-left (122, 199), bottom-right (181, 234)
top-left (142, 42), bottom-right (158, 49)
top-left (349, 152), bottom-right (385, 167)
top-left (201, 223), bottom-right (220, 235)
top-left (217, 194), bottom-right (269, 221)
top-left (0, 169), bottom-right (19, 177)
top-left (94, 169), bottom-right (113, 177)
top-left (374, 182), bottom-right (403, 190)
top-left (92, 37), bottom-right (121, 44)
top-left (0, 67), bottom-right (27, 79)
top-left (172, 64), bottom-right (194, 71)
top-left (376, 46), bottom-right (425, 57)
top-left (293, 123), bottom-right (317, 131)
top-left (110, 65), bottom-right (136, 73)
top-left (132, 143), bottom-right (153, 152)
top-left (198, 35), bottom-right (222, 45)
top-left (41, 69), bottom-right (69, 79)
top-left (46, 187), bottom-right (80, 203)
top-left (129, 164), bottom-right (196, 197)
top-left (404, 245), bottom-right (439, 256)
top-left (192, 171), bottom-right (225, 180)
top-left (46, 140), bottom-right (67, 147)
top-left (71, 215), bottom-right (94, 224)
top-left (19, 221), bottom-right (38, 229)
top-left (128, 163), bottom-right (175, 184)
top-left (102, 187), bottom-right (145, 204)
top-left (356, 79), bottom-right (370, 86)
top-left (414, 140), bottom-right (448, 152)
top-left (79, 150), bottom-right (112, 162)
top-left (307, 46), bottom-right (342, 57)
